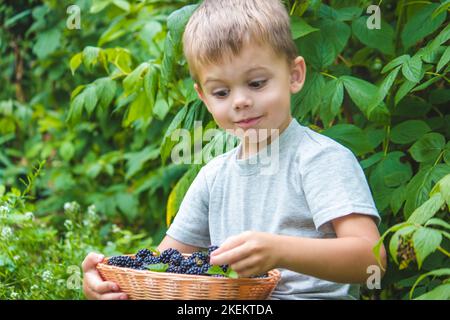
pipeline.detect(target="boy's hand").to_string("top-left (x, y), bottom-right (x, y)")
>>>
top-left (209, 231), bottom-right (280, 278)
top-left (82, 252), bottom-right (128, 300)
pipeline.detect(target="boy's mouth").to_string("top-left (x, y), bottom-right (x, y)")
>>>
top-left (234, 116), bottom-right (263, 128)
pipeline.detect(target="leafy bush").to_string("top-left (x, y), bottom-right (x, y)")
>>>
top-left (0, 0), bottom-right (449, 299)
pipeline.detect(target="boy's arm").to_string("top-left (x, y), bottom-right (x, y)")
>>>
top-left (210, 213), bottom-right (387, 284)
top-left (157, 235), bottom-right (203, 254)
top-left (276, 213), bottom-right (387, 283)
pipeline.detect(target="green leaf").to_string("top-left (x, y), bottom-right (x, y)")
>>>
top-left (116, 192), bottom-right (139, 222)
top-left (318, 5), bottom-right (362, 21)
top-left (90, 0), bottom-right (111, 13)
top-left (381, 55), bottom-right (409, 74)
top-left (32, 29), bottom-right (61, 59)
top-left (410, 268), bottom-right (450, 299)
top-left (82, 46), bottom-right (101, 69)
top-left (390, 120), bottom-right (431, 144)
top-left (69, 53), bottom-right (83, 75)
top-left (67, 92), bottom-right (85, 124)
top-left (402, 55), bottom-right (423, 83)
top-left (378, 152), bottom-right (413, 188)
top-left (437, 46), bottom-right (450, 72)
top-left (340, 76), bottom-right (390, 124)
top-left (389, 225), bottom-right (417, 265)
top-left (292, 72), bottom-right (325, 118)
top-left (373, 222), bottom-right (414, 269)
top-left (430, 173), bottom-right (450, 209)
top-left (368, 66), bottom-right (401, 111)
top-left (401, 3), bottom-right (447, 49)
top-left (153, 93), bottom-right (170, 120)
top-left (60, 141), bottom-right (75, 162)
top-left (291, 16), bottom-right (319, 39)
top-left (144, 66), bottom-right (158, 108)
top-left (145, 263), bottom-right (169, 272)
top-left (322, 124), bottom-right (373, 156)
top-left (124, 145), bottom-right (160, 180)
top-left (395, 80), bottom-right (416, 105)
top-left (112, 0), bottom-right (130, 11)
top-left (360, 152), bottom-right (384, 169)
top-left (415, 283), bottom-right (450, 300)
top-left (160, 105), bottom-right (189, 164)
top-left (123, 63), bottom-right (150, 94)
top-left (352, 16), bottom-right (394, 55)
top-left (296, 19), bottom-right (351, 70)
top-left (319, 79), bottom-right (343, 127)
top-left (206, 265), bottom-right (238, 279)
top-left (409, 133), bottom-right (445, 163)
top-left (95, 77), bottom-right (116, 108)
top-left (390, 184), bottom-right (407, 216)
top-left (412, 228), bottom-right (443, 269)
top-left (405, 164), bottom-right (450, 218)
top-left (84, 86), bottom-right (98, 115)
top-left (166, 165), bottom-right (202, 226)
top-left (124, 90), bottom-right (151, 126)
top-left (167, 4), bottom-right (199, 45)
top-left (425, 218), bottom-right (450, 230)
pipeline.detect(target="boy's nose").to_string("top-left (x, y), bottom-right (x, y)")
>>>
top-left (232, 91), bottom-right (253, 110)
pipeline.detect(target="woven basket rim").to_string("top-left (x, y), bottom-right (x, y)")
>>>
top-left (98, 255), bottom-right (281, 283)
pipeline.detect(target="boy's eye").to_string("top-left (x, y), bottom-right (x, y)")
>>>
top-left (212, 90), bottom-right (229, 98)
top-left (249, 80), bottom-right (267, 88)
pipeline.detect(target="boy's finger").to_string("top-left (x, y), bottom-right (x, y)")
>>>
top-left (82, 252), bottom-right (104, 272)
top-left (210, 246), bottom-right (249, 266)
top-left (85, 272), bottom-right (119, 294)
top-left (211, 235), bottom-right (245, 256)
top-left (99, 292), bottom-right (128, 300)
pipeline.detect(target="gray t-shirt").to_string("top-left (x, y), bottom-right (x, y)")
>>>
top-left (166, 118), bottom-right (380, 300)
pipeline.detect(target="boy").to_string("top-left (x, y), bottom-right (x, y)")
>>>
top-left (83, 0), bottom-right (387, 300)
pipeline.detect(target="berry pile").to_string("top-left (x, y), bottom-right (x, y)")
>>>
top-left (106, 245), bottom-right (227, 276)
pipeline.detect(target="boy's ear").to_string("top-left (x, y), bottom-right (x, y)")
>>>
top-left (290, 56), bottom-right (306, 94)
top-left (194, 83), bottom-right (213, 113)
top-left (194, 83), bottom-right (206, 102)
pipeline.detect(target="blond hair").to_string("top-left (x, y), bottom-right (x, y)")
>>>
top-left (182, 0), bottom-right (298, 84)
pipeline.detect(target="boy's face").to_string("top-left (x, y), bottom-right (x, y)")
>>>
top-left (194, 42), bottom-right (306, 137)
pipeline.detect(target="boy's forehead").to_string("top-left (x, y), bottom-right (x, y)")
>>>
top-left (197, 43), bottom-right (283, 85)
top-left (202, 66), bottom-right (270, 85)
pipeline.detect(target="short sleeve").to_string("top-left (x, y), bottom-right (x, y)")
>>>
top-left (300, 143), bottom-right (380, 233)
top-left (166, 167), bottom-right (211, 248)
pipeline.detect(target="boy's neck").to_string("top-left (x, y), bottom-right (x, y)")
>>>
top-left (237, 115), bottom-right (292, 160)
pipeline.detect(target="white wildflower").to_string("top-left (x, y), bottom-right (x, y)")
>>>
top-left (24, 211), bottom-right (34, 220)
top-left (1, 227), bottom-right (13, 240)
top-left (64, 201), bottom-right (80, 213)
top-left (42, 270), bottom-right (53, 282)
top-left (112, 224), bottom-right (121, 233)
top-left (0, 205), bottom-right (10, 215)
top-left (64, 219), bottom-right (73, 230)
top-left (10, 291), bottom-right (20, 299)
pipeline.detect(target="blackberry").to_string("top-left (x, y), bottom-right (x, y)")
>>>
top-left (167, 265), bottom-right (182, 273)
top-left (108, 256), bottom-right (137, 269)
top-left (208, 245), bottom-right (219, 256)
top-left (200, 263), bottom-right (211, 274)
top-left (141, 255), bottom-right (161, 266)
top-left (169, 252), bottom-right (184, 266)
top-left (206, 245), bottom-right (227, 272)
top-left (191, 252), bottom-right (208, 266)
top-left (180, 258), bottom-right (194, 271)
top-left (159, 248), bottom-right (180, 264)
top-left (186, 266), bottom-right (202, 275)
top-left (135, 248), bottom-right (153, 261)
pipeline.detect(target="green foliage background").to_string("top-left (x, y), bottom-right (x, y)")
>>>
top-left (0, 0), bottom-right (449, 299)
